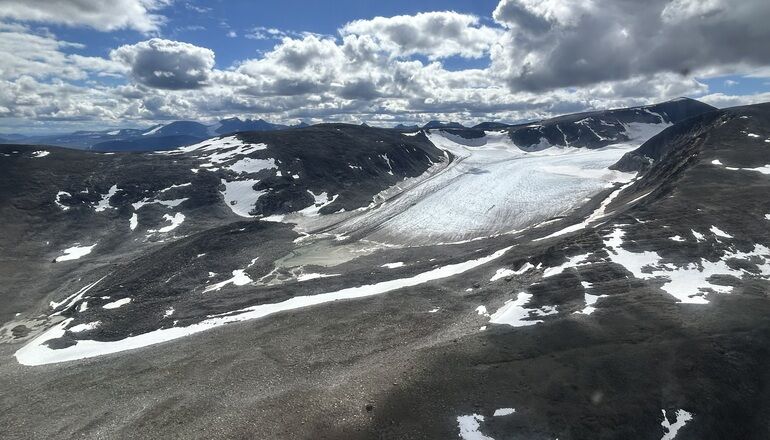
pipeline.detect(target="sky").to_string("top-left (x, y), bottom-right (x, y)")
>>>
top-left (1, 0), bottom-right (769, 134)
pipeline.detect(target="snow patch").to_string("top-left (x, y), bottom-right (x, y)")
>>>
top-left (457, 414), bottom-right (493, 440)
top-left (710, 225), bottom-right (733, 238)
top-left (103, 298), bottom-right (131, 309)
top-left (493, 408), bottom-right (515, 416)
top-left (221, 179), bottom-right (265, 217)
top-left (204, 270), bottom-right (253, 292)
top-left (148, 213), bottom-right (185, 233)
top-left (69, 321), bottom-right (100, 333)
top-left (543, 253), bottom-right (591, 277)
top-left (489, 292), bottom-right (557, 327)
top-left (661, 409), bottom-right (693, 440)
top-left (55, 244), bottom-right (96, 262)
top-left (228, 157), bottom-right (277, 174)
top-left (712, 159), bottom-right (770, 175)
top-left (297, 273), bottom-right (340, 282)
top-left (296, 191), bottom-right (339, 217)
top-left (93, 185), bottom-right (118, 212)
top-left (54, 191), bottom-right (71, 211)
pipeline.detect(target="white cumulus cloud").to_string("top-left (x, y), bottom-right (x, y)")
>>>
top-left (0, 0), bottom-right (170, 33)
top-left (340, 11), bottom-right (503, 60)
top-left (111, 38), bottom-right (215, 90)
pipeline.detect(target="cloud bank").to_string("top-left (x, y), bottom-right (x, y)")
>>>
top-left (0, 0), bottom-right (768, 133)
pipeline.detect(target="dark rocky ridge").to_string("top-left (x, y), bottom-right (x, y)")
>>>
top-left (502, 98), bottom-right (716, 150)
top-left (236, 124), bottom-right (445, 215)
top-left (421, 98), bottom-right (716, 152)
top-left (0, 125), bottom-right (443, 328)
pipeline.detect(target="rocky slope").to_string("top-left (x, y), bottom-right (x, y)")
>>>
top-left (2, 99), bottom-right (769, 440)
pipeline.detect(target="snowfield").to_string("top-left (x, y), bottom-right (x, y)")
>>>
top-left (322, 124), bottom-right (665, 245)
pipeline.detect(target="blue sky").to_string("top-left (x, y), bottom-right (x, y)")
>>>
top-left (52, 1), bottom-right (501, 69)
top-left (0, 0), bottom-right (769, 134)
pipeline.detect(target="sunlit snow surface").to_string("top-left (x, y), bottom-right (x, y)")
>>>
top-left (326, 126), bottom-right (662, 245)
top-left (457, 414), bottom-right (494, 440)
top-left (54, 244), bottom-right (96, 262)
top-left (661, 409), bottom-right (693, 440)
top-left (221, 179), bottom-right (265, 217)
top-left (489, 292), bottom-right (558, 327)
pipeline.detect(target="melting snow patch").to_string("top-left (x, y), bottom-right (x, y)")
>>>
top-left (149, 213), bottom-right (185, 233)
top-left (428, 308), bottom-right (440, 313)
top-left (489, 292), bottom-right (557, 327)
top-left (297, 191), bottom-right (339, 217)
top-left (661, 409), bottom-right (693, 440)
top-left (490, 262), bottom-right (533, 281)
top-left (55, 244), bottom-right (96, 262)
top-left (457, 414), bottom-right (494, 440)
top-left (163, 307), bottom-right (175, 318)
top-left (31, 150), bottom-right (49, 158)
top-left (691, 230), bottom-right (705, 242)
top-left (175, 135), bottom-right (267, 158)
top-left (747, 133), bottom-right (761, 138)
top-left (382, 262), bottom-right (405, 269)
top-left (103, 298), bottom-right (131, 309)
top-left (93, 185), bottom-right (119, 212)
top-left (228, 157), bottom-right (276, 174)
top-left (712, 159), bottom-right (770, 175)
top-left (493, 408), bottom-right (516, 416)
top-left (129, 213), bottom-right (138, 231)
top-left (543, 253), bottom-right (591, 277)
top-left (49, 277), bottom-right (107, 314)
top-left (132, 197), bottom-right (187, 210)
top-left (158, 182), bottom-right (192, 193)
top-left (669, 235), bottom-right (685, 242)
top-left (204, 270), bottom-right (253, 292)
top-left (69, 321), bottom-right (100, 333)
top-left (221, 179), bottom-right (264, 217)
top-left (576, 287), bottom-right (607, 315)
top-left (490, 268), bottom-right (515, 282)
top-left (297, 273), bottom-right (340, 282)
top-left (710, 225), bottom-right (733, 238)
top-left (54, 191), bottom-right (71, 211)
top-left (476, 305), bottom-right (489, 316)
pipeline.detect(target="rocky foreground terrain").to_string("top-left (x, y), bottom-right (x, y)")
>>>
top-left (2, 98), bottom-right (770, 439)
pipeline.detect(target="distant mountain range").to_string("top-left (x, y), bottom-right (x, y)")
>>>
top-left (0, 118), bottom-right (308, 152)
top-left (0, 98), bottom-right (713, 153)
